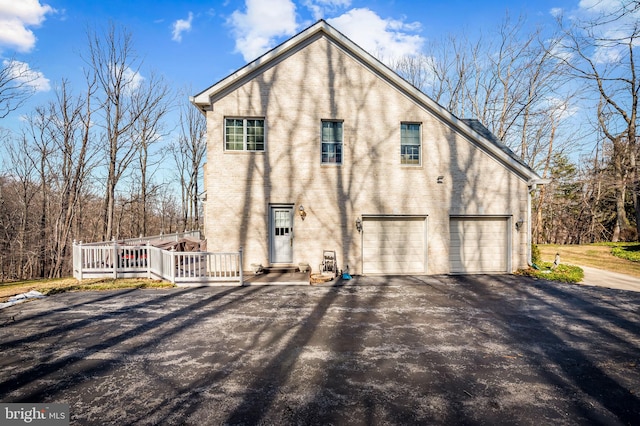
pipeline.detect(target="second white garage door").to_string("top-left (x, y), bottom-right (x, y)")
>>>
top-left (449, 217), bottom-right (509, 273)
top-left (362, 217), bottom-right (426, 274)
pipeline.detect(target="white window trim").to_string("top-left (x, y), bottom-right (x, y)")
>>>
top-left (224, 117), bottom-right (266, 152)
top-left (401, 122), bottom-right (422, 166)
top-left (321, 119), bottom-right (343, 165)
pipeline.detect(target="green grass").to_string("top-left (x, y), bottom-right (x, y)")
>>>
top-left (539, 243), bottom-right (640, 278)
top-left (518, 262), bottom-right (584, 283)
top-left (607, 243), bottom-right (640, 263)
top-left (1, 277), bottom-right (175, 302)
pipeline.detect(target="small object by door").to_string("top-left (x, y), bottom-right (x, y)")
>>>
top-left (270, 206), bottom-right (293, 264)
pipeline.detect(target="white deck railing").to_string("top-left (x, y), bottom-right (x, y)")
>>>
top-left (73, 240), bottom-right (243, 285)
top-left (80, 230), bottom-right (202, 247)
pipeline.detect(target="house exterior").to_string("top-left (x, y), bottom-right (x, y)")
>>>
top-left (191, 20), bottom-right (545, 276)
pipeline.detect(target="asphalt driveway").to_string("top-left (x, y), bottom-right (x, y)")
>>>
top-left (1, 275), bottom-right (639, 425)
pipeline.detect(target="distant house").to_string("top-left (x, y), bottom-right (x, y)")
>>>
top-left (191, 20), bottom-right (545, 276)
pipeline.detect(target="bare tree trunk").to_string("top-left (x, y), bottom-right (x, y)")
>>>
top-left (171, 92), bottom-right (206, 233)
top-left (84, 23), bottom-right (144, 241)
top-left (533, 120), bottom-right (557, 243)
top-left (46, 79), bottom-right (97, 277)
top-left (130, 73), bottom-right (172, 237)
top-left (38, 153), bottom-right (47, 278)
top-left (554, 12), bottom-right (639, 242)
top-left (6, 138), bottom-right (38, 280)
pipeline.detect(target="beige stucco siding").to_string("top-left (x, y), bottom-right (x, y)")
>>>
top-left (203, 35), bottom-right (530, 274)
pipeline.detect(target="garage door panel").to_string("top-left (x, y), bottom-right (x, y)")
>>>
top-left (364, 240), bottom-right (423, 249)
top-left (451, 249), bottom-right (507, 261)
top-left (450, 253), bottom-right (506, 264)
top-left (364, 262), bottom-right (424, 275)
top-left (363, 217), bottom-right (426, 274)
top-left (365, 247), bottom-right (421, 256)
top-left (450, 217), bottom-right (509, 273)
top-left (371, 233), bottom-right (423, 241)
top-left (452, 245), bottom-right (507, 255)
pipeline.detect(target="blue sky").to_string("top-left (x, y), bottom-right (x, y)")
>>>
top-left (1, 0), bottom-right (583, 129)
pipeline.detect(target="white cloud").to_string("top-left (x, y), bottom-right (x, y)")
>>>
top-left (303, 0), bottom-right (351, 20)
top-left (550, 7), bottom-right (563, 18)
top-left (548, 36), bottom-right (574, 62)
top-left (123, 66), bottom-right (144, 93)
top-left (3, 59), bottom-right (50, 92)
top-left (545, 96), bottom-right (578, 121)
top-left (228, 0), bottom-right (298, 62)
top-left (593, 42), bottom-right (623, 63)
top-left (327, 8), bottom-right (424, 63)
top-left (0, 0), bottom-right (54, 52)
top-left (107, 63), bottom-right (144, 96)
top-left (227, 2), bottom-right (423, 65)
top-left (578, 0), bottom-right (620, 13)
top-left (574, 0), bottom-right (640, 64)
top-left (172, 12), bottom-right (193, 42)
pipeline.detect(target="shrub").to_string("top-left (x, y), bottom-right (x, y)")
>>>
top-left (611, 244), bottom-right (640, 262)
top-left (531, 243), bottom-right (541, 265)
top-left (518, 262), bottom-right (584, 284)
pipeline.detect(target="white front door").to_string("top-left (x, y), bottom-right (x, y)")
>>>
top-left (270, 206), bottom-right (293, 264)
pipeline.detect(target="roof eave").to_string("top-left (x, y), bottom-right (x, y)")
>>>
top-left (449, 119), bottom-right (543, 182)
top-left (191, 21), bottom-right (331, 109)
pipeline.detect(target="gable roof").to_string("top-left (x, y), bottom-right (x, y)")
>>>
top-left (461, 119), bottom-right (532, 171)
top-left (191, 20), bottom-right (544, 184)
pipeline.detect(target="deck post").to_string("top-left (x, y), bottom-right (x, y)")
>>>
top-left (146, 242), bottom-right (151, 279)
top-left (239, 247), bottom-right (244, 285)
top-left (78, 241), bottom-right (83, 282)
top-left (170, 247), bottom-right (176, 283)
top-left (112, 238), bottom-right (118, 280)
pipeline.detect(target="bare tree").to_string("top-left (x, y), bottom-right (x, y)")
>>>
top-left (22, 106), bottom-right (53, 278)
top-left (46, 79), bottom-right (98, 277)
top-left (171, 94), bottom-right (206, 232)
top-left (394, 13), bottom-right (574, 172)
top-left (83, 23), bottom-right (147, 240)
top-left (0, 59), bottom-right (39, 118)
top-left (4, 137), bottom-right (39, 280)
top-left (158, 187), bottom-right (181, 235)
top-left (129, 73), bottom-right (173, 236)
top-left (391, 53), bottom-right (433, 94)
top-left (554, 6), bottom-right (639, 241)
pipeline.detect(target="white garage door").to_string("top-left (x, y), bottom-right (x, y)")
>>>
top-left (362, 217), bottom-right (426, 274)
top-left (450, 217), bottom-right (509, 273)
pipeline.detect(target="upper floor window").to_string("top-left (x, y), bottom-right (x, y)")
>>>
top-left (401, 122), bottom-right (421, 165)
top-left (321, 120), bottom-right (343, 164)
top-left (225, 118), bottom-right (265, 151)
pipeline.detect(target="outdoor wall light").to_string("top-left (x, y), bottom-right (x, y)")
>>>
top-left (355, 217), bottom-right (363, 233)
top-left (515, 219), bottom-right (524, 231)
top-left (437, 176), bottom-right (444, 184)
top-left (299, 205), bottom-right (307, 220)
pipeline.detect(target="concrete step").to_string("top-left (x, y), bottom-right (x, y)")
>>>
top-left (263, 265), bottom-right (299, 273)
